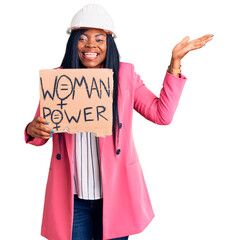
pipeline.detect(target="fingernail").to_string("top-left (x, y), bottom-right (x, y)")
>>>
top-left (51, 130), bottom-right (54, 133)
top-left (50, 135), bottom-right (52, 138)
top-left (47, 122), bottom-right (49, 125)
top-left (211, 35), bottom-right (214, 37)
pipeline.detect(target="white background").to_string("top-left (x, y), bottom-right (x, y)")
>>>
top-left (0, 0), bottom-right (238, 239)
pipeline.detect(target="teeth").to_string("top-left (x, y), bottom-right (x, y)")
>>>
top-left (84, 53), bottom-right (98, 57)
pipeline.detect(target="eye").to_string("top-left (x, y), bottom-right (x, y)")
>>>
top-left (79, 38), bottom-right (87, 42)
top-left (96, 39), bottom-right (104, 43)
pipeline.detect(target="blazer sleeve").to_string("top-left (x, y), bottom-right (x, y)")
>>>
top-left (133, 65), bottom-right (187, 125)
top-left (24, 102), bottom-right (48, 146)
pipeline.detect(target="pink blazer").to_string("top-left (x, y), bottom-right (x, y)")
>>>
top-left (25, 62), bottom-right (187, 240)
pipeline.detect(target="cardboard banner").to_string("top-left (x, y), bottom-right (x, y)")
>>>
top-left (39, 69), bottom-right (114, 137)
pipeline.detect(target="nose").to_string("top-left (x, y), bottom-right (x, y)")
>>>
top-left (85, 38), bottom-right (96, 48)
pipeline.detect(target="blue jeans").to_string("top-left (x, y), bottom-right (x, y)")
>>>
top-left (72, 194), bottom-right (129, 240)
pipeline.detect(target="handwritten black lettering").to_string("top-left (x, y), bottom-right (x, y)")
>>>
top-left (84, 107), bottom-right (94, 122)
top-left (64, 110), bottom-right (82, 123)
top-left (89, 77), bottom-right (100, 98)
top-left (56, 75), bottom-right (73, 109)
top-left (99, 77), bottom-right (110, 97)
top-left (51, 110), bottom-right (63, 130)
top-left (40, 76), bottom-right (57, 100)
top-left (96, 106), bottom-right (108, 121)
top-left (43, 107), bottom-right (51, 118)
top-left (72, 76), bottom-right (89, 99)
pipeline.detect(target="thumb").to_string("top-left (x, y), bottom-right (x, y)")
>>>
top-left (181, 36), bottom-right (190, 44)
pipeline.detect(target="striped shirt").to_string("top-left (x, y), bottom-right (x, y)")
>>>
top-left (73, 132), bottom-right (103, 200)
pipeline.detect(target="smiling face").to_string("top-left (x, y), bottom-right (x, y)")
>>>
top-left (77, 28), bottom-right (107, 68)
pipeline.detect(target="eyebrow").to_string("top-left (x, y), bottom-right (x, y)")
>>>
top-left (95, 34), bottom-right (106, 37)
top-left (82, 33), bottom-right (106, 37)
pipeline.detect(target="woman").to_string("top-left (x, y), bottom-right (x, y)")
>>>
top-left (25, 4), bottom-right (213, 240)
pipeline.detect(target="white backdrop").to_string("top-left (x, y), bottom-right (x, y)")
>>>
top-left (1, 0), bottom-right (238, 239)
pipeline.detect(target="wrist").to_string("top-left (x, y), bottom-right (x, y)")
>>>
top-left (170, 57), bottom-right (181, 69)
top-left (25, 123), bottom-right (34, 141)
top-left (168, 58), bottom-right (182, 77)
top-left (26, 123), bottom-right (33, 137)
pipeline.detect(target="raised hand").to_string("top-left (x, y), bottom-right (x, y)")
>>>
top-left (172, 34), bottom-right (214, 60)
top-left (169, 34), bottom-right (214, 77)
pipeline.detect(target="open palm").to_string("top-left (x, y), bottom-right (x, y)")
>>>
top-left (172, 34), bottom-right (214, 60)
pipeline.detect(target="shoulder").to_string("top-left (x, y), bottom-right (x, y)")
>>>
top-left (119, 62), bottom-right (134, 70)
top-left (119, 62), bottom-right (136, 76)
top-left (118, 62), bottom-right (139, 90)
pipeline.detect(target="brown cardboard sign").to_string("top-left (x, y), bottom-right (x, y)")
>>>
top-left (39, 69), bottom-right (114, 137)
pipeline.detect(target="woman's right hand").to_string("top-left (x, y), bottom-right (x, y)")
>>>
top-left (26, 116), bottom-right (53, 139)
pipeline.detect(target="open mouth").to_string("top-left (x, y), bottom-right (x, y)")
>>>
top-left (82, 52), bottom-right (99, 59)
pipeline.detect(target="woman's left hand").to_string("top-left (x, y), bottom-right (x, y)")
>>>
top-left (172, 34), bottom-right (213, 61)
top-left (169, 34), bottom-right (214, 77)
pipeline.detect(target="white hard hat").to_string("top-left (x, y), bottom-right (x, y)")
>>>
top-left (67, 4), bottom-right (116, 38)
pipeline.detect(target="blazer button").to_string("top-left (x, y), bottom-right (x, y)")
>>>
top-left (56, 154), bottom-right (61, 160)
top-left (119, 123), bottom-right (122, 129)
top-left (116, 149), bottom-right (121, 155)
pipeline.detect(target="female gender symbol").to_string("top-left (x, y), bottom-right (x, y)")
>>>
top-left (56, 75), bottom-right (73, 109)
top-left (51, 110), bottom-right (63, 131)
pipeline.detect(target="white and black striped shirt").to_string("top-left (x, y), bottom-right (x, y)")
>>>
top-left (73, 132), bottom-right (103, 200)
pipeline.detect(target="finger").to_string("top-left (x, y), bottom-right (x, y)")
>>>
top-left (198, 34), bottom-right (211, 40)
top-left (193, 34), bottom-right (214, 45)
top-left (29, 127), bottom-right (51, 139)
top-left (188, 41), bottom-right (204, 50)
top-left (177, 36), bottom-right (190, 48)
top-left (181, 36), bottom-right (190, 43)
top-left (204, 34), bottom-right (214, 39)
top-left (35, 116), bottom-right (48, 125)
top-left (187, 36), bottom-right (212, 51)
top-left (33, 132), bottom-right (51, 140)
top-left (195, 34), bottom-right (212, 41)
top-left (33, 127), bottom-right (52, 139)
top-left (35, 123), bottom-right (53, 135)
top-left (204, 36), bottom-right (213, 44)
top-left (188, 41), bottom-right (207, 51)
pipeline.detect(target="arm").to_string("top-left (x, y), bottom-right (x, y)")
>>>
top-left (133, 67), bottom-right (186, 125)
top-left (134, 33), bottom-right (214, 124)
